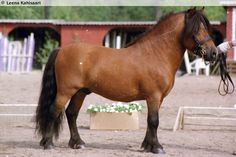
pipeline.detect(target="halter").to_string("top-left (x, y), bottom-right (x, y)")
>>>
top-left (192, 35), bottom-right (212, 59)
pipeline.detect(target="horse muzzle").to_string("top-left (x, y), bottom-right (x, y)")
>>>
top-left (203, 46), bottom-right (218, 62)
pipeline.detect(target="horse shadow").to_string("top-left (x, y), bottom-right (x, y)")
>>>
top-left (85, 142), bottom-right (143, 153)
top-left (0, 140), bottom-right (233, 155)
top-left (0, 140), bottom-right (143, 153)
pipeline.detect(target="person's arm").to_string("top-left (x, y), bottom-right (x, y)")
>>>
top-left (229, 40), bottom-right (236, 48)
top-left (217, 40), bottom-right (235, 53)
top-left (226, 40), bottom-right (236, 48)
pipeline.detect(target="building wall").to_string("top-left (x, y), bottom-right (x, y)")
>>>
top-left (0, 23), bottom-right (60, 35)
top-left (0, 24), bottom-right (14, 35)
top-left (226, 7), bottom-right (234, 60)
top-left (60, 25), bottom-right (112, 47)
top-left (232, 7), bottom-right (236, 60)
top-left (212, 22), bottom-right (226, 39)
top-left (59, 25), bottom-right (151, 47)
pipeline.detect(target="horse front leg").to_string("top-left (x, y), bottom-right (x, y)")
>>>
top-left (142, 94), bottom-right (165, 154)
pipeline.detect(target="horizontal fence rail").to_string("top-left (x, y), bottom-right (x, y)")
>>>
top-left (0, 104), bottom-right (37, 125)
top-left (173, 106), bottom-right (236, 131)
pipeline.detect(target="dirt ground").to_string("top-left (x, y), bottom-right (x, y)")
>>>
top-left (0, 71), bottom-right (236, 157)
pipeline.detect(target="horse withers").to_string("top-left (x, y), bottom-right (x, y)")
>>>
top-left (35, 8), bottom-right (217, 154)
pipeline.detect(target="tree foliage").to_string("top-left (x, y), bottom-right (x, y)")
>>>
top-left (0, 6), bottom-right (226, 21)
top-left (49, 7), bottom-right (157, 21)
top-left (0, 6), bottom-right (44, 19)
top-left (35, 32), bottom-right (59, 65)
top-left (160, 6), bottom-right (226, 21)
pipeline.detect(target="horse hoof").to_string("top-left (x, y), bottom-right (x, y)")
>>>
top-left (44, 144), bottom-right (54, 150)
top-left (71, 144), bottom-right (86, 149)
top-left (40, 138), bottom-right (46, 146)
top-left (151, 148), bottom-right (165, 154)
top-left (77, 144), bottom-right (86, 149)
top-left (69, 138), bottom-right (86, 149)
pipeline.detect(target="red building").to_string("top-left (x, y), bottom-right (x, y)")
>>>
top-left (0, 20), bottom-right (154, 47)
top-left (225, 6), bottom-right (236, 60)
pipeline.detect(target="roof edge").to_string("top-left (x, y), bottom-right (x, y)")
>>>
top-left (0, 19), bottom-right (223, 26)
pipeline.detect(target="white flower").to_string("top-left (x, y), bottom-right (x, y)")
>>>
top-left (87, 104), bottom-right (94, 109)
top-left (87, 102), bottom-right (144, 113)
top-left (110, 109), bottom-right (115, 112)
top-left (124, 104), bottom-right (129, 108)
top-left (117, 102), bottom-right (123, 106)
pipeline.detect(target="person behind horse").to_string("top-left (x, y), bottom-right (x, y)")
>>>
top-left (217, 40), bottom-right (236, 53)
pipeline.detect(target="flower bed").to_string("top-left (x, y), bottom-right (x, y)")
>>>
top-left (87, 102), bottom-right (144, 113)
top-left (87, 102), bottom-right (144, 130)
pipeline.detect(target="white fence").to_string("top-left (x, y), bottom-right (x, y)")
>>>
top-left (0, 104), bottom-right (36, 125)
top-left (173, 106), bottom-right (236, 131)
top-left (0, 32), bottom-right (35, 73)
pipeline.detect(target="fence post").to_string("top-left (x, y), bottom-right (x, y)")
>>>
top-left (22, 38), bottom-right (27, 72)
top-left (26, 33), bottom-right (35, 72)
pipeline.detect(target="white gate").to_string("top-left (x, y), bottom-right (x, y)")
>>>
top-left (0, 33), bottom-right (35, 73)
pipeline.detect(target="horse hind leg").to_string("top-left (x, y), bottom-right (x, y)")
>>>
top-left (66, 90), bottom-right (88, 149)
top-left (39, 93), bottom-right (70, 149)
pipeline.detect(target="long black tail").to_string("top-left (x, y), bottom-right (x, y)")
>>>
top-left (35, 49), bottom-right (62, 139)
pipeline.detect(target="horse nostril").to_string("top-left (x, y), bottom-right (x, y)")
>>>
top-left (212, 51), bottom-right (217, 58)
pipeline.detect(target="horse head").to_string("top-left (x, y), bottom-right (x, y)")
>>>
top-left (182, 7), bottom-right (218, 62)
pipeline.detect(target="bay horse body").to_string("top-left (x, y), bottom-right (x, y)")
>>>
top-left (36, 8), bottom-right (217, 154)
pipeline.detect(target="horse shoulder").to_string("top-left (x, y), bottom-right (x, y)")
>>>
top-left (137, 64), bottom-right (175, 99)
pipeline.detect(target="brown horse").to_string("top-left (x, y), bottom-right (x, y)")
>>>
top-left (36, 8), bottom-right (218, 154)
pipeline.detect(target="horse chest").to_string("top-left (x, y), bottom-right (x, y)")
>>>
top-left (140, 73), bottom-right (174, 98)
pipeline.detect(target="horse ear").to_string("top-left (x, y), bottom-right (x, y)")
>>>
top-left (187, 7), bottom-right (197, 17)
top-left (187, 7), bottom-right (196, 12)
top-left (200, 6), bottom-right (205, 13)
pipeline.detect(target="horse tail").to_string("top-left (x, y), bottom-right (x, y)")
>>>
top-left (35, 48), bottom-right (61, 138)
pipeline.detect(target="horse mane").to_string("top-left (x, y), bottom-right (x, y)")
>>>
top-left (125, 12), bottom-right (175, 48)
top-left (125, 8), bottom-right (211, 48)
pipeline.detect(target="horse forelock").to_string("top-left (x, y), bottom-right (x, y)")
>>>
top-left (183, 9), bottom-right (211, 37)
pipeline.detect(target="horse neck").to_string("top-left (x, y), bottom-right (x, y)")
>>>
top-left (128, 13), bottom-right (186, 74)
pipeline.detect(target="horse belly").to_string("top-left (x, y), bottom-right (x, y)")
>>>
top-left (89, 78), bottom-right (142, 102)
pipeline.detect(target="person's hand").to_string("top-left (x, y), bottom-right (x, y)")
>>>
top-left (232, 40), bottom-right (236, 47)
top-left (217, 42), bottom-right (230, 53)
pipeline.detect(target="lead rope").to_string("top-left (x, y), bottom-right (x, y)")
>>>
top-left (217, 53), bottom-right (235, 96)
